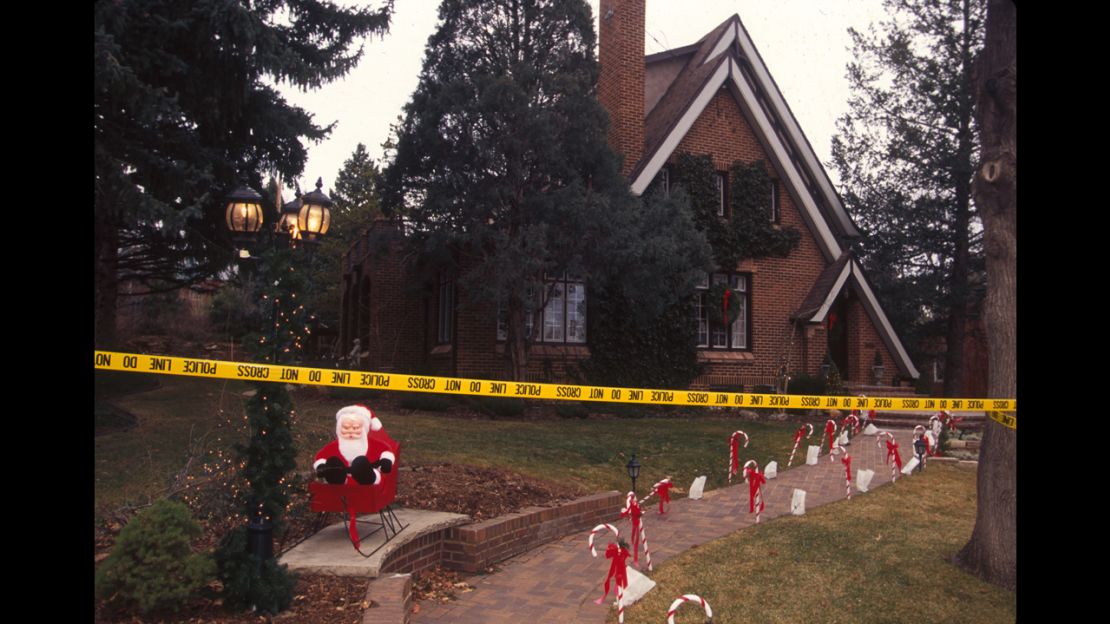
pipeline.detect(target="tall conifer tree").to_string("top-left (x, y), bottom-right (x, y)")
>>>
top-left (382, 0), bottom-right (710, 381)
top-left (94, 0), bottom-right (393, 348)
top-left (831, 0), bottom-right (986, 394)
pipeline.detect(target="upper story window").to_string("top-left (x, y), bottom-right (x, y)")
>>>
top-left (695, 272), bottom-right (750, 350)
top-left (497, 274), bottom-right (586, 344)
top-left (715, 172), bottom-right (727, 217)
top-left (769, 179), bottom-right (780, 223)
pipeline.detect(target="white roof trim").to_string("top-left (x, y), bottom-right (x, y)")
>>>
top-left (702, 21), bottom-right (738, 65)
top-left (725, 59), bottom-right (841, 258)
top-left (851, 261), bottom-right (920, 379)
top-left (731, 20), bottom-right (856, 236)
top-left (630, 53), bottom-right (843, 259)
top-left (630, 60), bottom-right (730, 196)
top-left (808, 261), bottom-right (853, 323)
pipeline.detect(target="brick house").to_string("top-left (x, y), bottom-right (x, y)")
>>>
top-left (340, 2), bottom-right (919, 389)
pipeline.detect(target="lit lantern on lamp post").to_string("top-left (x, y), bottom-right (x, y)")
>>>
top-left (225, 185), bottom-right (265, 254)
top-left (296, 177), bottom-right (332, 243)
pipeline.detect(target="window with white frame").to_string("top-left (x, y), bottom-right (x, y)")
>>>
top-left (695, 272), bottom-right (750, 350)
top-left (497, 274), bottom-right (586, 344)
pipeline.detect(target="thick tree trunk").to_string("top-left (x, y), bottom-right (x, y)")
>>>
top-left (955, 0), bottom-right (1016, 591)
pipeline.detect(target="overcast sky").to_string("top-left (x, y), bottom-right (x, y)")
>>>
top-left (277, 0), bottom-right (889, 193)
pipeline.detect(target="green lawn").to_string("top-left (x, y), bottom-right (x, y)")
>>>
top-left (611, 463), bottom-right (1015, 624)
top-left (94, 373), bottom-right (802, 513)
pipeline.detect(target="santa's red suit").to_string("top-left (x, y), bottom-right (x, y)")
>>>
top-left (313, 405), bottom-right (398, 488)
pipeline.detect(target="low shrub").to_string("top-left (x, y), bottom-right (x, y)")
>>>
top-left (95, 499), bottom-right (216, 616)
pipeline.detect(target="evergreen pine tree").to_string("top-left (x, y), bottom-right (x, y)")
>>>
top-left (94, 0), bottom-right (393, 348)
top-left (830, 0), bottom-right (986, 394)
top-left (381, 0), bottom-right (710, 380)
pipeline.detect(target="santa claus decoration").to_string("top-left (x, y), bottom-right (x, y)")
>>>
top-left (314, 405), bottom-right (397, 487)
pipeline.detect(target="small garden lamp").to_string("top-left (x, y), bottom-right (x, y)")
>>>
top-left (626, 454), bottom-right (641, 495)
top-left (296, 177), bottom-right (332, 243)
top-left (913, 436), bottom-right (927, 471)
top-left (225, 185), bottom-right (265, 255)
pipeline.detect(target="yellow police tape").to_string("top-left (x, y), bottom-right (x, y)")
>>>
top-left (988, 411), bottom-right (1017, 430)
top-left (93, 351), bottom-right (1017, 413)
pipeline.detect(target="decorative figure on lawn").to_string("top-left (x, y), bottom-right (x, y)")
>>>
top-left (619, 492), bottom-right (652, 570)
top-left (877, 431), bottom-right (902, 483)
top-left (787, 423), bottom-right (814, 467)
top-left (727, 431), bottom-right (749, 483)
top-left (645, 477), bottom-right (674, 515)
top-left (825, 418), bottom-right (839, 461)
top-left (313, 405), bottom-right (396, 486)
top-left (742, 460), bottom-right (766, 523)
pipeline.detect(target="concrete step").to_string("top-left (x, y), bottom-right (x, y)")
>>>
top-left (870, 410), bottom-right (986, 432)
top-left (843, 384), bottom-right (926, 398)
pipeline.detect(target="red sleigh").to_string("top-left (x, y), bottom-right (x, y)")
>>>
top-left (308, 429), bottom-right (407, 557)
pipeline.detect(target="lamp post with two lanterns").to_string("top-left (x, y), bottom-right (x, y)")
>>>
top-left (216, 177), bottom-right (332, 613)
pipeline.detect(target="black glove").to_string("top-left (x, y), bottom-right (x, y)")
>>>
top-left (376, 458), bottom-right (393, 474)
top-left (321, 456), bottom-right (347, 485)
top-left (349, 455), bottom-right (377, 485)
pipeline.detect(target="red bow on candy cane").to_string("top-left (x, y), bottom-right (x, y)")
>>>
top-left (730, 437), bottom-right (741, 480)
top-left (886, 439), bottom-right (903, 471)
top-left (599, 542), bottom-right (631, 601)
top-left (619, 496), bottom-right (643, 566)
top-left (745, 467), bottom-right (766, 513)
top-left (842, 453), bottom-right (852, 483)
top-left (825, 419), bottom-right (837, 450)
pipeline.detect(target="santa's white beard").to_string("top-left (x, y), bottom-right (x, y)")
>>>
top-left (338, 437), bottom-right (368, 463)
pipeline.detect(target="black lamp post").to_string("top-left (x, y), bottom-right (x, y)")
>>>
top-left (224, 178), bottom-right (331, 570)
top-left (626, 454), bottom-right (641, 495)
top-left (913, 436), bottom-right (927, 472)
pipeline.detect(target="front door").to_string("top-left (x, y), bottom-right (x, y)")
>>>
top-left (827, 293), bottom-right (849, 380)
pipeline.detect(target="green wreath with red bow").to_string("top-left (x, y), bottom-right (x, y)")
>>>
top-left (707, 282), bottom-right (742, 327)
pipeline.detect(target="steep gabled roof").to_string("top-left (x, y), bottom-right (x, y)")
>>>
top-left (792, 252), bottom-right (920, 379)
top-left (629, 15), bottom-right (861, 261)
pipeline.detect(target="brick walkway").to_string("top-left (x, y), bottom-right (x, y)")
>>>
top-left (413, 428), bottom-right (914, 624)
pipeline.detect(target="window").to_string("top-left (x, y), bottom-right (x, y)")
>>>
top-left (695, 272), bottom-right (750, 350)
top-left (715, 172), bottom-right (727, 216)
top-left (769, 179), bottom-right (779, 223)
top-left (437, 273), bottom-right (454, 344)
top-left (497, 275), bottom-right (586, 344)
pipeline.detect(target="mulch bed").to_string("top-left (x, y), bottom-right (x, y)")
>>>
top-left (94, 461), bottom-right (582, 623)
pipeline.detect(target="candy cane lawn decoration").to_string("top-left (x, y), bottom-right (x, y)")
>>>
top-left (840, 449), bottom-right (852, 500)
top-left (588, 523), bottom-right (619, 557)
top-left (877, 431), bottom-right (902, 483)
top-left (743, 460), bottom-right (766, 523)
top-left (593, 540), bottom-right (632, 623)
top-left (728, 430), bottom-right (749, 483)
top-left (619, 492), bottom-right (652, 571)
top-left (825, 419), bottom-right (838, 461)
top-left (667, 594), bottom-right (714, 624)
top-left (642, 477), bottom-right (674, 514)
top-left (841, 413), bottom-right (860, 437)
top-left (787, 423), bottom-right (814, 467)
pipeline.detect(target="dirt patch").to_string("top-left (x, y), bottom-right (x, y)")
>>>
top-left (396, 463), bottom-right (585, 520)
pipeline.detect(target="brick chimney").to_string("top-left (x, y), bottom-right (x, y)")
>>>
top-left (598, 0), bottom-right (645, 178)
